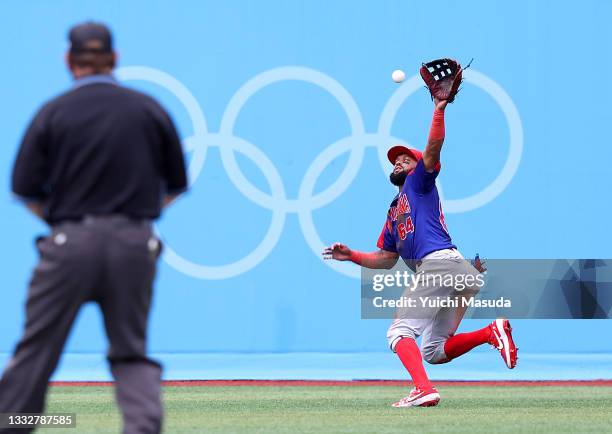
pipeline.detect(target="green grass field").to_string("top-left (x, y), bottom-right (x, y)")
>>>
top-left (45, 385), bottom-right (612, 433)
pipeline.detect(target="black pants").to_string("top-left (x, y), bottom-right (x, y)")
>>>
top-left (0, 216), bottom-right (163, 434)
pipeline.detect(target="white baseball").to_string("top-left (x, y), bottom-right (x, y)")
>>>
top-left (391, 69), bottom-right (406, 83)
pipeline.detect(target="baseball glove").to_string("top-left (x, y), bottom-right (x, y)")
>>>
top-left (420, 58), bottom-right (470, 103)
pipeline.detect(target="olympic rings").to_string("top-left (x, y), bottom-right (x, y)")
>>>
top-left (116, 65), bottom-right (523, 279)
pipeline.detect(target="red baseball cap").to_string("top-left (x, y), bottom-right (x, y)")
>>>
top-left (387, 145), bottom-right (423, 164)
top-left (387, 145), bottom-right (442, 172)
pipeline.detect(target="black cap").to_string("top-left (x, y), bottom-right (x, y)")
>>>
top-left (68, 21), bottom-right (113, 54)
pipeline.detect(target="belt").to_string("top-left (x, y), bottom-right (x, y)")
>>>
top-left (53, 214), bottom-right (151, 227)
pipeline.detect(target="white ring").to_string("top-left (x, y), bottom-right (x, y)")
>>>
top-left (160, 134), bottom-right (286, 279)
top-left (378, 69), bottom-right (523, 213)
top-left (377, 74), bottom-right (424, 173)
top-left (298, 134), bottom-right (412, 278)
top-left (445, 70), bottom-right (523, 213)
top-left (219, 67), bottom-right (366, 212)
top-left (116, 66), bottom-right (209, 187)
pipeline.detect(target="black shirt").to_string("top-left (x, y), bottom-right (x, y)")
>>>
top-left (12, 75), bottom-right (188, 223)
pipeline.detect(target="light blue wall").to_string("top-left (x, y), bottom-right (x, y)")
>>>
top-left (1, 0), bottom-right (610, 357)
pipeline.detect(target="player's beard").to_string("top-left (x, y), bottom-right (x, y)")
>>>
top-left (389, 170), bottom-right (407, 187)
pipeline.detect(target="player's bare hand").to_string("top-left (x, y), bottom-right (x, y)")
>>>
top-left (434, 97), bottom-right (448, 111)
top-left (322, 243), bottom-right (352, 261)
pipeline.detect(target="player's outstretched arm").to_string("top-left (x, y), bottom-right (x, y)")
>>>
top-left (422, 98), bottom-right (448, 172)
top-left (322, 243), bottom-right (399, 269)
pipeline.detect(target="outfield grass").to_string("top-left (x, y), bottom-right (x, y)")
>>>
top-left (45, 385), bottom-right (612, 433)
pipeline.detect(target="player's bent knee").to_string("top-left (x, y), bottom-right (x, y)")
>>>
top-left (387, 332), bottom-right (417, 352)
top-left (422, 345), bottom-right (449, 365)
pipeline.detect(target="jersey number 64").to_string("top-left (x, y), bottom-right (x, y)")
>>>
top-left (397, 216), bottom-right (414, 240)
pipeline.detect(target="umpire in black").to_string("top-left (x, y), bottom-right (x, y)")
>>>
top-left (0, 22), bottom-right (187, 433)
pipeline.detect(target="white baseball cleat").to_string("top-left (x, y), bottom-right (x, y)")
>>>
top-left (392, 387), bottom-right (440, 408)
top-left (489, 318), bottom-right (518, 369)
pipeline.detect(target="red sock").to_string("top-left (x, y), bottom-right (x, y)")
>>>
top-left (443, 325), bottom-right (492, 361)
top-left (395, 338), bottom-right (432, 390)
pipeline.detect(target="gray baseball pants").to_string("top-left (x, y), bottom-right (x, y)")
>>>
top-left (386, 248), bottom-right (481, 364)
top-left (0, 216), bottom-right (163, 434)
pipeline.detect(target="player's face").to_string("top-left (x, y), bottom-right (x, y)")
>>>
top-left (393, 154), bottom-right (417, 174)
top-left (389, 154), bottom-right (416, 187)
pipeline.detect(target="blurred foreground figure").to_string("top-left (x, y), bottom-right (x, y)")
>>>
top-left (0, 21), bottom-right (187, 434)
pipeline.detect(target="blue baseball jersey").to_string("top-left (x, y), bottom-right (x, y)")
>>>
top-left (377, 159), bottom-right (455, 260)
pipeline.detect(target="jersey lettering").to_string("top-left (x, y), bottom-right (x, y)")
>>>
top-left (389, 193), bottom-right (411, 222)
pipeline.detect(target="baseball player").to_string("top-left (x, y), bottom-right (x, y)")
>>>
top-left (323, 91), bottom-right (517, 407)
top-left (0, 22), bottom-right (187, 433)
